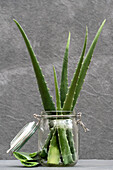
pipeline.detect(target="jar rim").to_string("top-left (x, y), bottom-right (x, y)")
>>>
top-left (34, 110), bottom-right (77, 119)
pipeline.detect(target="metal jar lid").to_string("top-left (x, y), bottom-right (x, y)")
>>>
top-left (7, 121), bottom-right (39, 153)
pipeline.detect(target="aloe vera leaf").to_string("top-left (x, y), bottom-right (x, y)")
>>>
top-left (29, 151), bottom-right (39, 158)
top-left (53, 66), bottom-right (61, 111)
top-left (64, 28), bottom-right (88, 161)
top-left (13, 19), bottom-right (55, 112)
top-left (60, 32), bottom-right (71, 108)
top-left (13, 152), bottom-right (40, 167)
top-left (57, 127), bottom-right (73, 165)
top-left (21, 161), bottom-right (39, 167)
top-left (47, 129), bottom-right (60, 164)
top-left (72, 19), bottom-right (106, 110)
top-left (66, 128), bottom-right (76, 161)
top-left (13, 152), bottom-right (33, 161)
top-left (64, 28), bottom-right (88, 160)
top-left (39, 128), bottom-right (55, 159)
top-left (62, 27), bottom-right (88, 111)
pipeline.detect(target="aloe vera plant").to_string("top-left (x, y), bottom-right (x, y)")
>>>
top-left (13, 19), bottom-right (106, 166)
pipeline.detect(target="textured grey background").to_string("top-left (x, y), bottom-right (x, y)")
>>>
top-left (0, 0), bottom-right (113, 160)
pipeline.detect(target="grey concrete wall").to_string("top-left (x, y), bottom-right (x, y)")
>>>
top-left (0, 0), bottom-right (113, 160)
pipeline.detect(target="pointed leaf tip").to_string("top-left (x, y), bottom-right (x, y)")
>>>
top-left (66, 32), bottom-right (71, 48)
top-left (103, 19), bottom-right (106, 24)
top-left (53, 65), bottom-right (55, 70)
top-left (60, 31), bottom-right (71, 108)
top-left (68, 31), bottom-right (71, 38)
top-left (13, 19), bottom-right (18, 25)
top-left (86, 26), bottom-right (88, 36)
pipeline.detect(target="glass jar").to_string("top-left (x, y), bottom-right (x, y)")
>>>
top-left (37, 111), bottom-right (79, 167)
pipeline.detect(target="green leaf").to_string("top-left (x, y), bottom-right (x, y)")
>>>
top-left (72, 19), bottom-right (106, 110)
top-left (62, 26), bottom-right (88, 111)
top-left (57, 127), bottom-right (73, 164)
top-left (13, 19), bottom-right (55, 112)
top-left (53, 66), bottom-right (61, 111)
top-left (21, 161), bottom-right (39, 167)
top-left (60, 32), bottom-right (71, 108)
top-left (13, 152), bottom-right (40, 167)
top-left (47, 129), bottom-right (60, 164)
top-left (29, 151), bottom-right (39, 158)
top-left (13, 152), bottom-right (33, 161)
top-left (39, 128), bottom-right (55, 159)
